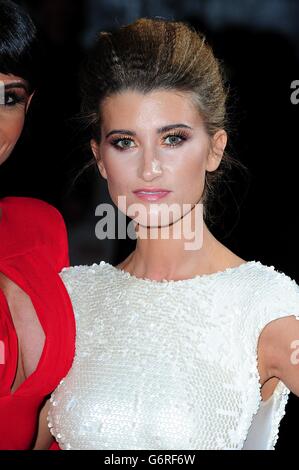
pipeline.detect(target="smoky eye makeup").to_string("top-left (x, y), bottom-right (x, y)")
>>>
top-left (108, 128), bottom-right (191, 151)
top-left (109, 135), bottom-right (135, 150)
top-left (1, 82), bottom-right (30, 107)
top-left (162, 129), bottom-right (190, 145)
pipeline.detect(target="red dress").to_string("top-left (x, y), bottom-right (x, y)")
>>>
top-left (0, 197), bottom-right (76, 450)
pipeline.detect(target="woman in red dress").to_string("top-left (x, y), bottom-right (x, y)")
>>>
top-left (0, 0), bottom-right (75, 449)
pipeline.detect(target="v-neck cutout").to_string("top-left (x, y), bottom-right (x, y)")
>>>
top-left (0, 268), bottom-right (48, 397)
top-left (0, 231), bottom-right (48, 397)
top-left (0, 261), bottom-right (48, 397)
top-left (0, 269), bottom-right (48, 397)
top-left (0, 198), bottom-right (48, 397)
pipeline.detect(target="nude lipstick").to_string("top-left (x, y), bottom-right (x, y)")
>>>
top-left (133, 188), bottom-right (171, 201)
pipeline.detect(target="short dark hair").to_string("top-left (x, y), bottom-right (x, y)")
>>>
top-left (0, 0), bottom-right (40, 92)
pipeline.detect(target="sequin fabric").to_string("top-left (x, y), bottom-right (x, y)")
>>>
top-left (48, 260), bottom-right (299, 449)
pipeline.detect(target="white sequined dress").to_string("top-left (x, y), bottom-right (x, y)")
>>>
top-left (47, 260), bottom-right (299, 450)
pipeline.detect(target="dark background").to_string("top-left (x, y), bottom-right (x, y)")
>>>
top-left (0, 0), bottom-right (298, 449)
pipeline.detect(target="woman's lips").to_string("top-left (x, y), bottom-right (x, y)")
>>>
top-left (133, 190), bottom-right (171, 201)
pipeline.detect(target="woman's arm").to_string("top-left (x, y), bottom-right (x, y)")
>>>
top-left (259, 315), bottom-right (299, 397)
top-left (32, 398), bottom-right (54, 450)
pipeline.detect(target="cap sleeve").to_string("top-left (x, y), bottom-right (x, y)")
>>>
top-left (231, 264), bottom-right (299, 449)
top-left (243, 265), bottom-right (299, 383)
top-left (248, 266), bottom-right (299, 332)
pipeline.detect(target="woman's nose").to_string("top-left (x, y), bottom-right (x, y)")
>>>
top-left (141, 151), bottom-right (163, 181)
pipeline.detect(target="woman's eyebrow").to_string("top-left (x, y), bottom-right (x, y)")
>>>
top-left (105, 123), bottom-right (193, 138)
top-left (4, 82), bottom-right (29, 93)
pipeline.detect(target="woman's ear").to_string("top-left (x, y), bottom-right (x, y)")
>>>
top-left (206, 129), bottom-right (227, 172)
top-left (90, 139), bottom-right (107, 179)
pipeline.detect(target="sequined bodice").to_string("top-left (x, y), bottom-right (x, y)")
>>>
top-left (48, 260), bottom-right (299, 449)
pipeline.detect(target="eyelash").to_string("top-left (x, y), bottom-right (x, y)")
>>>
top-left (3, 92), bottom-right (27, 107)
top-left (110, 131), bottom-right (189, 150)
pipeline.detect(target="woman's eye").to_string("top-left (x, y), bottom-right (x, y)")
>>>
top-left (164, 134), bottom-right (185, 146)
top-left (112, 138), bottom-right (136, 150)
top-left (5, 95), bottom-right (15, 105)
top-left (3, 92), bottom-right (25, 107)
top-left (110, 132), bottom-right (187, 150)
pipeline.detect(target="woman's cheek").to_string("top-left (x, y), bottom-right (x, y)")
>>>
top-left (0, 112), bottom-right (25, 162)
top-left (105, 158), bottom-right (133, 193)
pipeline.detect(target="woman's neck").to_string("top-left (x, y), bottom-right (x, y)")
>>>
top-left (117, 206), bottom-right (240, 281)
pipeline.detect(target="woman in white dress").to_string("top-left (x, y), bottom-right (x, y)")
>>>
top-left (37, 17), bottom-right (299, 450)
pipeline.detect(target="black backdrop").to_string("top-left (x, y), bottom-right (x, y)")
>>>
top-left (0, 0), bottom-right (298, 449)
